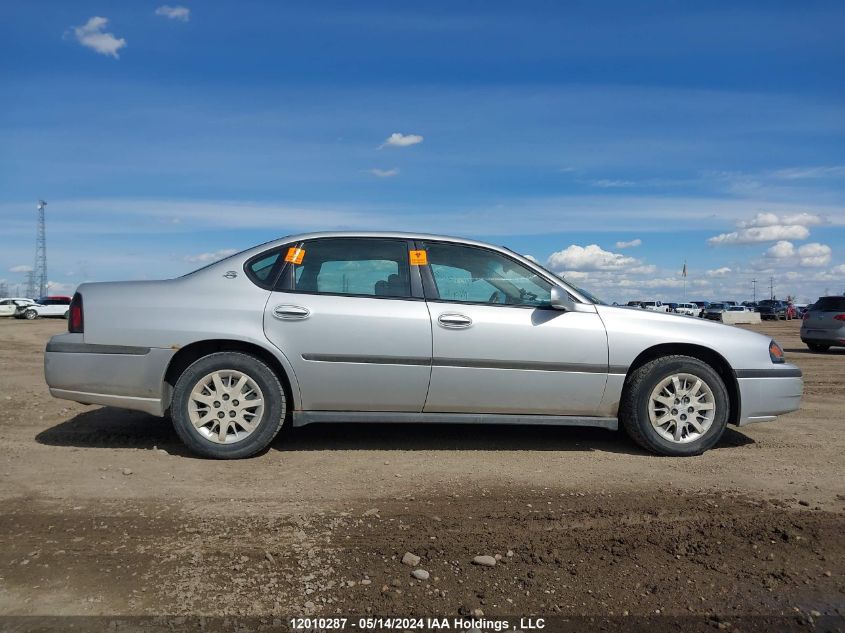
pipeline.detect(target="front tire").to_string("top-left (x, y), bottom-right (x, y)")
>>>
top-left (620, 355), bottom-right (729, 456)
top-left (171, 352), bottom-right (286, 459)
top-left (24, 309), bottom-right (37, 320)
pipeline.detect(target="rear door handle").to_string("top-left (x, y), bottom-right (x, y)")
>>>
top-left (438, 313), bottom-right (472, 328)
top-left (273, 304), bottom-right (310, 320)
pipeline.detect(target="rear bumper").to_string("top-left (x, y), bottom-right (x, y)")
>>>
top-left (801, 327), bottom-right (845, 346)
top-left (735, 366), bottom-right (803, 426)
top-left (44, 333), bottom-right (174, 416)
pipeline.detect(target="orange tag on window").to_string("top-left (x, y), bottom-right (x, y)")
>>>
top-left (409, 250), bottom-right (428, 265)
top-left (284, 247), bottom-right (305, 264)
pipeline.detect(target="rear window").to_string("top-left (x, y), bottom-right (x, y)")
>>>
top-left (814, 297), bottom-right (845, 312)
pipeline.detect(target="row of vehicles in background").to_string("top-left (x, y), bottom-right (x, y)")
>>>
top-left (0, 296), bottom-right (72, 319)
top-left (624, 296), bottom-right (845, 352)
top-left (624, 299), bottom-right (802, 320)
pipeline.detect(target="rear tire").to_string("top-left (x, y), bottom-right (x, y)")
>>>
top-left (171, 352), bottom-right (286, 459)
top-left (620, 355), bottom-right (729, 456)
top-left (24, 309), bottom-right (37, 320)
top-left (807, 343), bottom-right (830, 352)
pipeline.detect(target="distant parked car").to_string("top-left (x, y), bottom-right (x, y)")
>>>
top-left (626, 301), bottom-right (643, 308)
top-left (674, 303), bottom-right (699, 317)
top-left (755, 300), bottom-right (789, 321)
top-left (800, 296), bottom-right (845, 352)
top-left (0, 298), bottom-right (36, 317)
top-left (641, 301), bottom-right (669, 312)
top-left (703, 303), bottom-right (727, 320)
top-left (692, 301), bottom-right (710, 318)
top-left (667, 302), bottom-right (679, 312)
top-left (14, 296), bottom-right (71, 320)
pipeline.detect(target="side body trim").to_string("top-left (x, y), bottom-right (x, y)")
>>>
top-left (293, 410), bottom-right (618, 430)
top-left (302, 353), bottom-right (619, 374)
top-left (46, 341), bottom-right (151, 355)
top-left (734, 368), bottom-right (803, 378)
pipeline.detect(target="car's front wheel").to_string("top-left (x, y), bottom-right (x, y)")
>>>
top-left (620, 355), bottom-right (729, 456)
top-left (171, 352), bottom-right (286, 459)
top-left (24, 309), bottom-right (38, 320)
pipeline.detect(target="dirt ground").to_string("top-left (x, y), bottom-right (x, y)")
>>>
top-left (0, 318), bottom-right (843, 630)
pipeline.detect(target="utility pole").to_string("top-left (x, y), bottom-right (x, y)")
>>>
top-left (751, 279), bottom-right (757, 303)
top-left (34, 200), bottom-right (48, 299)
top-left (769, 276), bottom-right (774, 300)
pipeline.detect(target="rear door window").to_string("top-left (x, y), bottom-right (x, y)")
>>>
top-left (291, 238), bottom-right (412, 298)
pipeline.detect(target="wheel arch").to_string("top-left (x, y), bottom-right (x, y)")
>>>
top-left (162, 338), bottom-right (300, 415)
top-left (623, 343), bottom-right (740, 425)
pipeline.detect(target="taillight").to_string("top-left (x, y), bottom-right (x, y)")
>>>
top-left (803, 312), bottom-right (810, 321)
top-left (68, 293), bottom-right (84, 333)
top-left (834, 314), bottom-right (845, 322)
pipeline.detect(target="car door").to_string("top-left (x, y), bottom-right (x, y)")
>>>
top-left (417, 240), bottom-right (609, 416)
top-left (0, 300), bottom-right (12, 317)
top-left (262, 237), bottom-right (433, 412)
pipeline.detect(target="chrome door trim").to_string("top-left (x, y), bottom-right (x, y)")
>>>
top-left (437, 313), bottom-right (473, 328)
top-left (302, 353), bottom-right (430, 366)
top-left (272, 304), bottom-right (311, 320)
top-left (293, 410), bottom-right (618, 430)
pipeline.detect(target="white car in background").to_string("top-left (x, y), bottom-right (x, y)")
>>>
top-left (0, 298), bottom-right (36, 317)
top-left (14, 296), bottom-right (72, 320)
top-left (641, 301), bottom-right (669, 312)
top-left (674, 303), bottom-right (699, 317)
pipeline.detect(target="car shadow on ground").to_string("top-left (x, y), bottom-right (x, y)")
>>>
top-left (784, 347), bottom-right (845, 355)
top-left (35, 406), bottom-right (755, 457)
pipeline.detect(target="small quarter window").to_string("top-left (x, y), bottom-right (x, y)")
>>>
top-left (244, 247), bottom-right (286, 289)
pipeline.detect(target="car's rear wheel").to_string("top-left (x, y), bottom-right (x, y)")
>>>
top-left (24, 309), bottom-right (37, 320)
top-left (620, 355), bottom-right (729, 456)
top-left (806, 343), bottom-right (830, 352)
top-left (171, 352), bottom-right (286, 459)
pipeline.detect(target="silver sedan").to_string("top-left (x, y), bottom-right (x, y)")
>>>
top-left (44, 232), bottom-right (803, 458)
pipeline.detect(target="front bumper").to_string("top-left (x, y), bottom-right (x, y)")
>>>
top-left (44, 333), bottom-right (175, 416)
top-left (735, 364), bottom-right (803, 425)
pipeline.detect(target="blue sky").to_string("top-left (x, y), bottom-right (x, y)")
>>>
top-left (1, 1), bottom-right (843, 303)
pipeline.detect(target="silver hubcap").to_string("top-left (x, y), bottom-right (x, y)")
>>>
top-left (188, 370), bottom-right (265, 444)
top-left (648, 372), bottom-right (716, 444)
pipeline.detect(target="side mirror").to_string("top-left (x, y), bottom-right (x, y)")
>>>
top-left (550, 286), bottom-right (576, 311)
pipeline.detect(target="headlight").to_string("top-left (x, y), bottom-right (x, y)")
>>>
top-left (769, 340), bottom-right (785, 364)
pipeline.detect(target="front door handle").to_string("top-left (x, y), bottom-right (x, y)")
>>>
top-left (438, 313), bottom-right (472, 328)
top-left (273, 304), bottom-right (310, 320)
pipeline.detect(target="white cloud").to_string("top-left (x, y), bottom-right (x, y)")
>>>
top-left (738, 212), bottom-right (824, 228)
top-left (763, 241), bottom-right (830, 267)
top-left (9, 265), bottom-right (33, 273)
top-left (765, 240), bottom-right (795, 259)
top-left (830, 264), bottom-right (845, 276)
top-left (183, 249), bottom-right (237, 263)
top-left (70, 17), bottom-right (126, 58)
top-left (771, 166), bottom-right (845, 180)
top-left (547, 244), bottom-right (638, 272)
top-left (591, 179), bottom-right (635, 188)
top-left (797, 243), bottom-right (831, 267)
top-left (369, 168), bottom-right (399, 178)
top-left (380, 133), bottom-right (423, 148)
top-left (708, 224), bottom-right (810, 245)
top-left (615, 238), bottom-right (642, 249)
top-left (709, 212), bottom-right (826, 245)
top-left (706, 267), bottom-right (732, 277)
top-left (523, 254), bottom-right (538, 263)
top-left (155, 5), bottom-right (191, 21)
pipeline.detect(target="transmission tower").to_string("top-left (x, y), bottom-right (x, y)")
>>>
top-left (34, 200), bottom-right (48, 299)
top-left (25, 270), bottom-right (36, 299)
